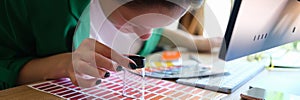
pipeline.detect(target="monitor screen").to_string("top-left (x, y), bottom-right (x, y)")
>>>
top-left (219, 0), bottom-right (300, 61)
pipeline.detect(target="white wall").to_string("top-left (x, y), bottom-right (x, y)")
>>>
top-left (203, 0), bottom-right (232, 38)
top-left (163, 0), bottom-right (233, 34)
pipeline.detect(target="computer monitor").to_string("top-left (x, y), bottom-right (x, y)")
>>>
top-left (219, 0), bottom-right (300, 61)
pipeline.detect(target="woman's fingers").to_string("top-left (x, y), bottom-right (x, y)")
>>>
top-left (69, 60), bottom-right (111, 88)
top-left (69, 38), bottom-right (141, 88)
top-left (76, 38), bottom-right (135, 71)
top-left (91, 39), bottom-right (136, 69)
top-left (70, 72), bottom-right (100, 88)
top-left (94, 53), bottom-right (118, 72)
top-left (74, 60), bottom-right (110, 79)
top-left (68, 69), bottom-right (79, 86)
top-left (207, 37), bottom-right (223, 49)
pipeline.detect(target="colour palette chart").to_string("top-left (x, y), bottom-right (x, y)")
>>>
top-left (28, 71), bottom-right (227, 100)
top-left (134, 60), bottom-right (222, 79)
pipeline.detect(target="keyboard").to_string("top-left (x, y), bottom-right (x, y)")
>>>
top-left (176, 58), bottom-right (265, 93)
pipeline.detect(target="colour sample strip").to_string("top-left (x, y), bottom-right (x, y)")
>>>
top-left (28, 71), bottom-right (227, 100)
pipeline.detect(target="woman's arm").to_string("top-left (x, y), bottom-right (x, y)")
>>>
top-left (160, 28), bottom-right (222, 52)
top-left (17, 53), bottom-right (71, 85)
top-left (17, 38), bottom-right (135, 88)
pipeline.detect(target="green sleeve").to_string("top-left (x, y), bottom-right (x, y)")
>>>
top-left (73, 4), bottom-right (90, 49)
top-left (0, 0), bottom-right (89, 90)
top-left (0, 56), bottom-right (34, 90)
top-left (0, 0), bottom-right (35, 90)
top-left (138, 28), bottom-right (163, 56)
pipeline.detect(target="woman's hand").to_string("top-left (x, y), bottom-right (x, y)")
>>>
top-left (161, 28), bottom-right (223, 52)
top-left (18, 38), bottom-right (135, 88)
top-left (194, 36), bottom-right (223, 52)
top-left (67, 38), bottom-right (135, 88)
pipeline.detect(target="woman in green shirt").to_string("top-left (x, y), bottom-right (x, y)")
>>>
top-left (0, 0), bottom-right (220, 89)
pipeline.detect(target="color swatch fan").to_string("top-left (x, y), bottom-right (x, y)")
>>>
top-left (132, 51), bottom-right (227, 79)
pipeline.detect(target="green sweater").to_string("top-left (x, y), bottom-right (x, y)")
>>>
top-left (0, 0), bottom-right (90, 90)
top-left (0, 0), bottom-right (162, 90)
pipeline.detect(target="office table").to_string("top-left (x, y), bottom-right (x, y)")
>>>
top-left (1, 53), bottom-right (300, 100)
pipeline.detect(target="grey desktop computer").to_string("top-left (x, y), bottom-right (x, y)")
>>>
top-left (177, 0), bottom-right (300, 93)
top-left (219, 0), bottom-right (300, 61)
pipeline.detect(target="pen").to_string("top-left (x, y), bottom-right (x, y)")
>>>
top-left (267, 57), bottom-right (300, 69)
top-left (267, 65), bottom-right (300, 69)
top-left (274, 66), bottom-right (300, 69)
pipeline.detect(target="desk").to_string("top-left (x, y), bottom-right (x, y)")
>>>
top-left (1, 53), bottom-right (300, 100)
top-left (224, 70), bottom-right (300, 99)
